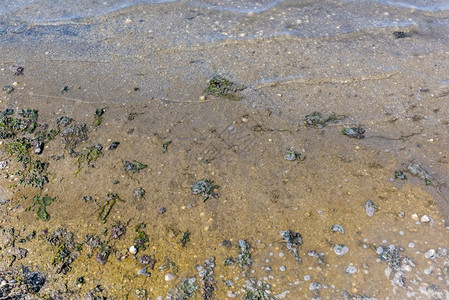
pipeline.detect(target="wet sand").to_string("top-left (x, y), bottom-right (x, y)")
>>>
top-left (1, 0), bottom-right (449, 299)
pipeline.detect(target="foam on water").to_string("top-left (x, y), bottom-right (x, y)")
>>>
top-left (0, 0), bottom-right (178, 23)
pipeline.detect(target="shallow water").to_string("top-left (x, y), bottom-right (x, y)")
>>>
top-left (1, 0), bottom-right (449, 299)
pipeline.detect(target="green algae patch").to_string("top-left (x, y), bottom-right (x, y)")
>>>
top-left (26, 195), bottom-right (56, 221)
top-left (134, 223), bottom-right (149, 250)
top-left (3, 137), bottom-right (32, 164)
top-left (162, 140), bottom-right (172, 154)
top-left (304, 111), bottom-right (346, 128)
top-left (75, 144), bottom-right (103, 176)
top-left (93, 108), bottom-right (105, 127)
top-left (204, 75), bottom-right (245, 101)
top-left (98, 193), bottom-right (124, 223)
top-left (124, 160), bottom-right (147, 173)
top-left (19, 160), bottom-right (49, 189)
top-left (180, 231), bottom-right (191, 247)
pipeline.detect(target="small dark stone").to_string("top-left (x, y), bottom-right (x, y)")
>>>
top-left (56, 116), bottom-right (73, 127)
top-left (137, 267), bottom-right (151, 277)
top-left (393, 31), bottom-right (410, 39)
top-left (111, 224), bottom-right (126, 239)
top-left (96, 252), bottom-right (108, 265)
top-left (76, 277), bottom-right (85, 285)
top-left (50, 154), bottom-right (65, 161)
top-left (138, 254), bottom-right (156, 269)
top-left (60, 86), bottom-right (69, 93)
top-left (9, 65), bottom-right (24, 76)
top-left (134, 187), bottom-right (146, 198)
top-left (1, 108), bottom-right (14, 115)
top-left (3, 85), bottom-right (14, 94)
top-left (34, 142), bottom-right (44, 155)
top-left (22, 265), bottom-right (46, 293)
top-left (221, 239), bottom-right (232, 249)
top-left (108, 141), bottom-right (120, 150)
top-left (82, 196), bottom-right (92, 202)
top-left (158, 207), bottom-right (167, 214)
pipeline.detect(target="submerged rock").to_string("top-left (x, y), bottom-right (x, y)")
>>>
top-left (244, 278), bottom-right (271, 300)
top-left (284, 148), bottom-right (305, 162)
top-left (364, 200), bottom-right (377, 217)
top-left (61, 123), bottom-right (88, 150)
top-left (334, 244), bottom-right (349, 256)
top-left (342, 127), bottom-right (365, 139)
top-left (204, 75), bottom-right (245, 101)
top-left (191, 179), bottom-right (219, 202)
top-left (407, 163), bottom-right (431, 185)
top-left (22, 265), bottom-right (46, 293)
top-left (166, 277), bottom-right (198, 299)
top-left (331, 224), bottom-right (344, 234)
top-left (237, 240), bottom-right (252, 269)
top-left (280, 230), bottom-right (303, 263)
top-left (197, 257), bottom-right (215, 300)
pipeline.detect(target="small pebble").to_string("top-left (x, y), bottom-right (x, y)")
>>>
top-left (424, 249), bottom-right (436, 260)
top-left (129, 245), bottom-right (138, 255)
top-left (411, 213), bottom-right (419, 221)
top-left (421, 215), bottom-right (431, 223)
top-left (364, 200), bottom-right (377, 217)
top-left (138, 254), bottom-right (151, 265)
top-left (158, 207), bottom-right (167, 214)
top-left (137, 268), bottom-right (151, 277)
top-left (346, 266), bottom-right (357, 274)
top-left (304, 275), bottom-right (311, 281)
top-left (408, 243), bottom-right (415, 248)
top-left (334, 244), bottom-right (349, 256)
top-left (165, 273), bottom-right (176, 282)
top-left (227, 291), bottom-right (238, 298)
top-left (280, 266), bottom-right (286, 272)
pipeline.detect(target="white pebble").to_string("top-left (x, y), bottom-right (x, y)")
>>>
top-left (408, 242), bottom-right (415, 248)
top-left (227, 291), bottom-right (238, 298)
top-left (346, 266), bottom-right (357, 274)
top-left (411, 213), bottom-right (419, 221)
top-left (304, 275), bottom-right (310, 281)
top-left (165, 273), bottom-right (176, 282)
top-left (129, 245), bottom-right (138, 255)
top-left (424, 249), bottom-right (436, 260)
top-left (334, 244), bottom-right (349, 256)
top-left (280, 266), bottom-right (286, 271)
top-left (399, 231), bottom-right (405, 235)
top-left (421, 215), bottom-right (431, 223)
top-left (279, 252), bottom-right (285, 257)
